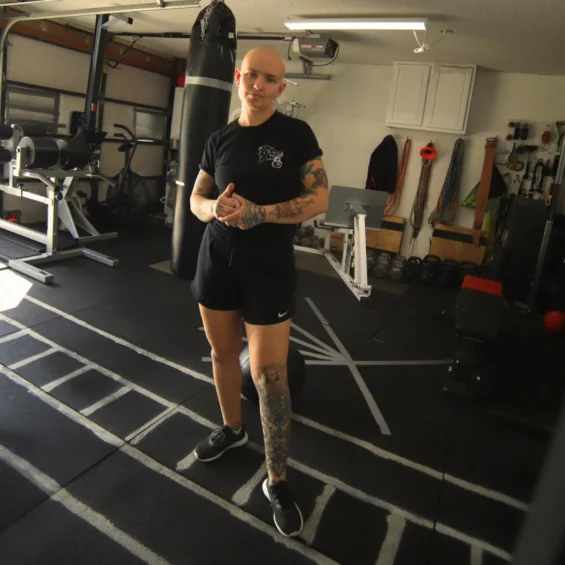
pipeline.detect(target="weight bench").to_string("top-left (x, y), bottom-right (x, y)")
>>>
top-left (0, 124), bottom-right (119, 284)
top-left (293, 185), bottom-right (388, 302)
top-left (443, 274), bottom-right (504, 399)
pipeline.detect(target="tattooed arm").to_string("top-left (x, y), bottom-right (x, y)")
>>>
top-left (217, 157), bottom-right (329, 229)
top-left (190, 170), bottom-right (238, 223)
top-left (265, 156), bottom-right (329, 224)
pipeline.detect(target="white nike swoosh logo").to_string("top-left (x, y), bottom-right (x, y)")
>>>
top-left (278, 311), bottom-right (289, 318)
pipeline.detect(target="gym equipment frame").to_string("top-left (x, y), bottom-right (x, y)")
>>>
top-left (294, 186), bottom-right (388, 302)
top-left (0, 127), bottom-right (119, 285)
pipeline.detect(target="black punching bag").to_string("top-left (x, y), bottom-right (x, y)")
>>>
top-left (171, 0), bottom-right (237, 279)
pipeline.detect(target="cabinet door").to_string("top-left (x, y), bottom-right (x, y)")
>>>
top-left (423, 65), bottom-right (476, 134)
top-left (386, 62), bottom-right (431, 127)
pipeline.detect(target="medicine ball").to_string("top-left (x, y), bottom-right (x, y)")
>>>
top-left (543, 310), bottom-right (565, 333)
top-left (240, 342), bottom-right (306, 406)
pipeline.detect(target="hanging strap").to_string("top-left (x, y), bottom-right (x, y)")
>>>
top-left (428, 138), bottom-right (465, 226)
top-left (385, 137), bottom-right (411, 216)
top-left (473, 137), bottom-right (498, 245)
top-left (410, 143), bottom-right (436, 240)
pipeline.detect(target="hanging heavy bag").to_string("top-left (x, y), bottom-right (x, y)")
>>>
top-left (170, 1), bottom-right (237, 279)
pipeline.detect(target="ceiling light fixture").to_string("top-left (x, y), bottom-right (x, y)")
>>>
top-left (284, 17), bottom-right (427, 32)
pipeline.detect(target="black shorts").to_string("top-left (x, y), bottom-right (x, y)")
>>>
top-left (191, 222), bottom-right (297, 325)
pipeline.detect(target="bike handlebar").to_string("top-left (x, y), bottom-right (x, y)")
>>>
top-left (113, 123), bottom-right (135, 139)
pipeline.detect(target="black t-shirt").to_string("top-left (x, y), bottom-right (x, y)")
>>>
top-left (199, 110), bottom-right (323, 245)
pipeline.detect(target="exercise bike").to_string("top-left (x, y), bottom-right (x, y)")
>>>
top-left (88, 123), bottom-right (150, 234)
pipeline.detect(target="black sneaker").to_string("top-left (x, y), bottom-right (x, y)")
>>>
top-left (262, 478), bottom-right (304, 537)
top-left (194, 425), bottom-right (248, 462)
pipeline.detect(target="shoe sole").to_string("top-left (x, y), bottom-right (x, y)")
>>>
top-left (193, 433), bottom-right (248, 463)
top-left (262, 479), bottom-right (304, 538)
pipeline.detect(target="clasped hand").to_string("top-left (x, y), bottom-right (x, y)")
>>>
top-left (213, 183), bottom-right (265, 230)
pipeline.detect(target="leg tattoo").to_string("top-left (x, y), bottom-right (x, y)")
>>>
top-left (255, 363), bottom-right (291, 481)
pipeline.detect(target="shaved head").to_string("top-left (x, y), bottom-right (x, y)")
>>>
top-left (235, 45), bottom-right (287, 119)
top-left (241, 46), bottom-right (286, 81)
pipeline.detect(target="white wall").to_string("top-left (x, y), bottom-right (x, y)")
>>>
top-left (179, 57), bottom-right (565, 259)
top-left (271, 63), bottom-right (565, 258)
top-left (2, 35), bottom-right (170, 223)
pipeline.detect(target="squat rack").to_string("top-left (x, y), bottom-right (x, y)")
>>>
top-left (0, 1), bottom-right (201, 280)
top-left (0, 0), bottom-right (304, 282)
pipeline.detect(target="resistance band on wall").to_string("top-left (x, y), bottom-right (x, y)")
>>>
top-left (409, 142), bottom-right (437, 254)
top-left (428, 138), bottom-right (465, 226)
top-left (385, 137), bottom-right (411, 216)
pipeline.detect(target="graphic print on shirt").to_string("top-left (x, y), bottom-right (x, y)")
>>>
top-left (258, 145), bottom-right (284, 169)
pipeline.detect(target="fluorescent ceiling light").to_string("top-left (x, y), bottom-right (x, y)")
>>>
top-left (285, 17), bottom-right (427, 31)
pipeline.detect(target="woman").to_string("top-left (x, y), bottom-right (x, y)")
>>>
top-left (189, 45), bottom-right (329, 538)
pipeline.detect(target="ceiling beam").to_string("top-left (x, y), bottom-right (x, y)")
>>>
top-left (0, 11), bottom-right (176, 76)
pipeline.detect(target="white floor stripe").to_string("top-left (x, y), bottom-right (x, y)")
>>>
top-left (0, 314), bottom-right (26, 330)
top-left (232, 463), bottom-right (267, 506)
top-left (22, 296), bottom-right (214, 385)
top-left (1, 364), bottom-right (511, 562)
top-left (289, 335), bottom-right (343, 359)
top-left (375, 513), bottom-right (406, 565)
top-left (244, 441), bottom-right (434, 530)
top-left (7, 324), bottom-right (176, 411)
top-left (280, 359), bottom-right (453, 367)
top-left (122, 445), bottom-right (340, 565)
top-left (176, 452), bottom-right (197, 472)
top-left (301, 485), bottom-right (336, 545)
top-left (355, 359), bottom-right (453, 366)
top-left (202, 349), bottom-right (339, 363)
top-left (304, 361), bottom-right (346, 366)
top-left (9, 347), bottom-right (57, 370)
top-left (81, 386), bottom-right (131, 416)
top-left (0, 444), bottom-right (59, 494)
top-left (127, 407), bottom-right (178, 444)
top-left (42, 365), bottom-right (93, 392)
top-left (0, 310), bottom-right (528, 513)
top-left (292, 413), bottom-right (528, 512)
top-left (435, 523), bottom-right (510, 561)
top-left (292, 413), bottom-right (443, 480)
top-left (305, 297), bottom-right (391, 436)
top-left (0, 365), bottom-right (340, 565)
top-left (247, 441), bottom-right (512, 561)
top-left (0, 444), bottom-right (173, 565)
top-left (291, 322), bottom-right (341, 357)
top-left (1, 364), bottom-right (123, 447)
top-left (298, 350), bottom-right (342, 361)
top-left (445, 474), bottom-right (528, 512)
top-left (471, 545), bottom-right (483, 565)
top-left (0, 328), bottom-right (28, 344)
top-left (176, 405), bottom-right (219, 431)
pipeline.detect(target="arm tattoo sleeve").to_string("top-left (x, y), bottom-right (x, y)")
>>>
top-left (241, 202), bottom-right (267, 228)
top-left (269, 157), bottom-right (325, 220)
top-left (255, 363), bottom-right (291, 480)
top-left (192, 171), bottom-right (214, 197)
top-left (191, 171), bottom-right (215, 220)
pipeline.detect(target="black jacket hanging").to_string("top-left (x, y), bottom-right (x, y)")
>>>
top-left (365, 135), bottom-right (398, 193)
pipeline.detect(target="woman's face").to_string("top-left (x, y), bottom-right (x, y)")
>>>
top-left (235, 49), bottom-right (286, 112)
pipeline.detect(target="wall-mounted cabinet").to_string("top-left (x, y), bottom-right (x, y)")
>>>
top-left (385, 61), bottom-right (476, 135)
